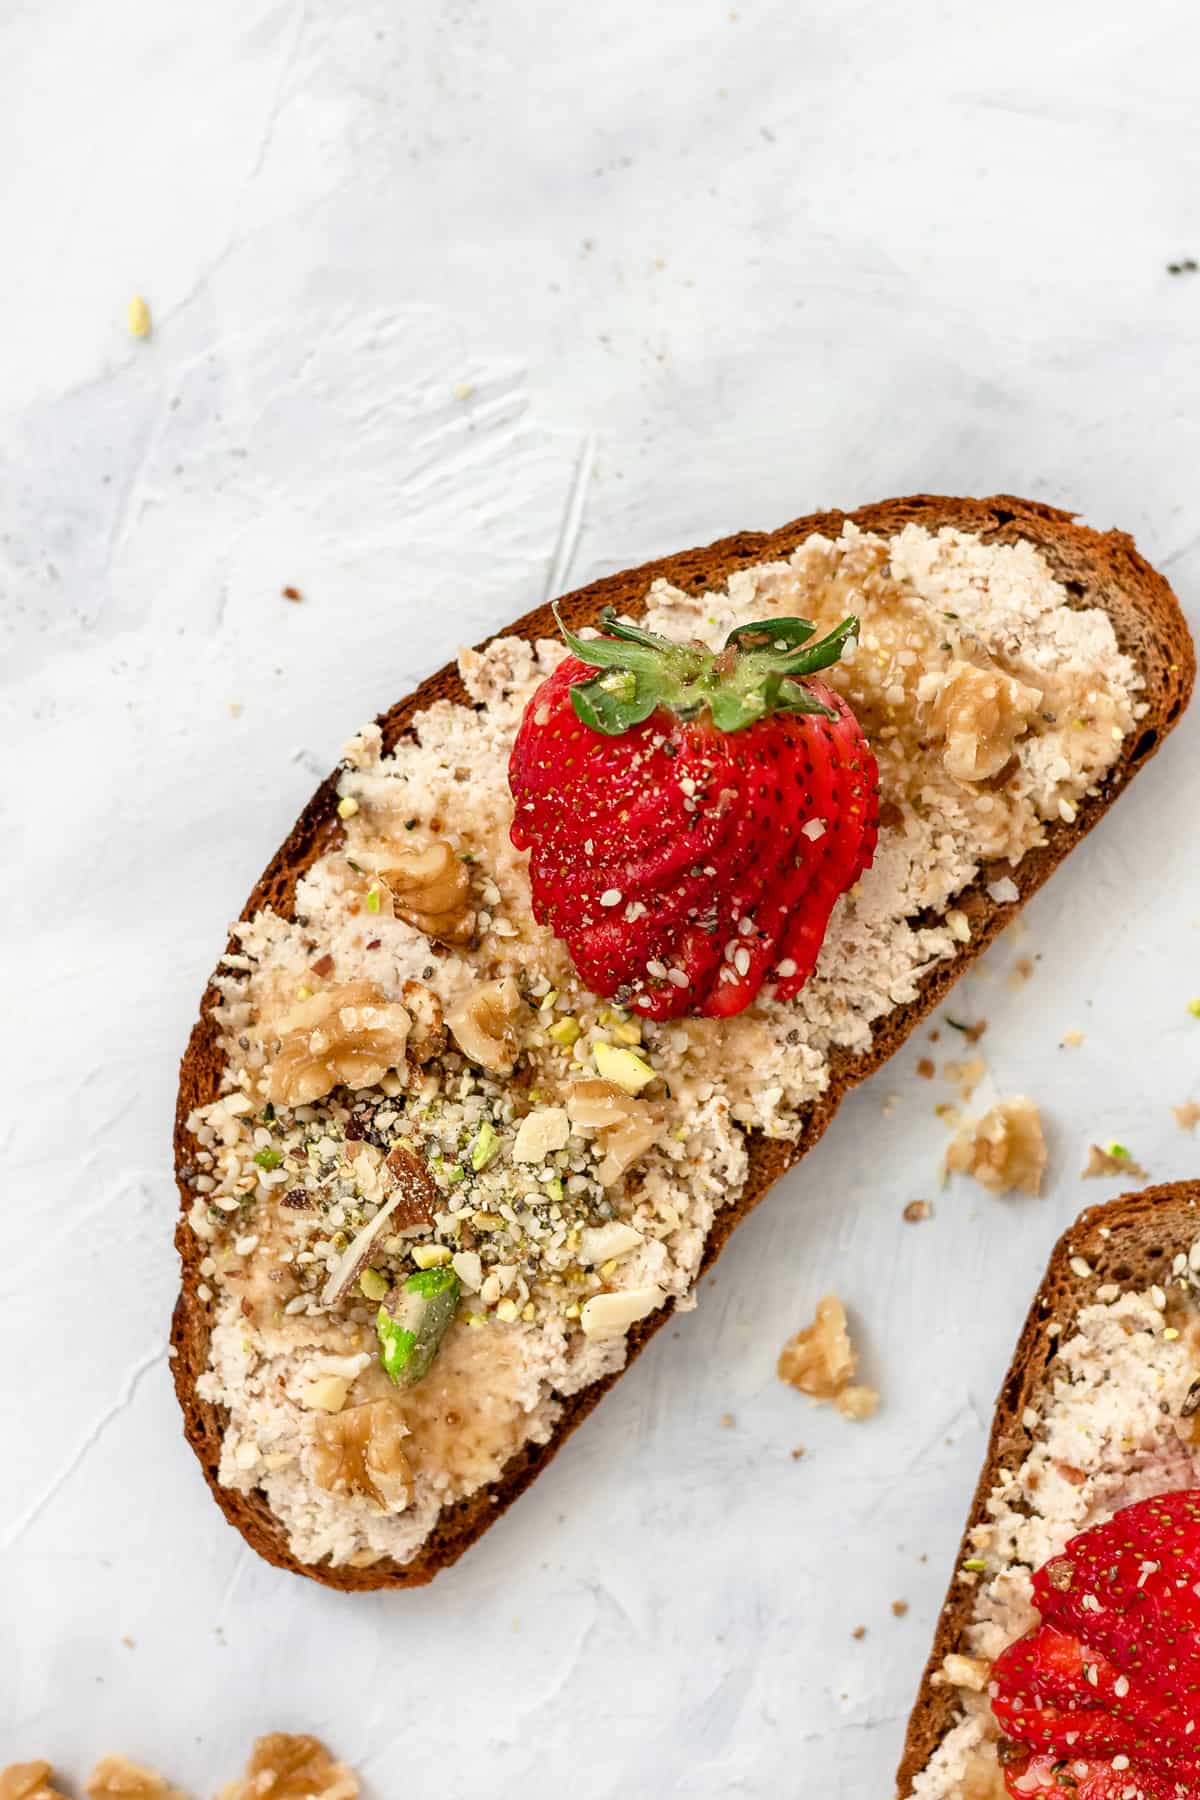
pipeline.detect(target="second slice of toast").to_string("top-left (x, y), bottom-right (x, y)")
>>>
top-left (898, 1182), bottom-right (1200, 1796)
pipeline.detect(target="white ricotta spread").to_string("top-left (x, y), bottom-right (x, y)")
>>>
top-left (182, 523), bottom-right (1140, 1571)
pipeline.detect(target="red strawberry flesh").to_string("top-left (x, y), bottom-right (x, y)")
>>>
top-left (991, 1491), bottom-right (1200, 1798)
top-left (508, 611), bottom-right (880, 1020)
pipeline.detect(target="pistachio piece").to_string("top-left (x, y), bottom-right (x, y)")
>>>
top-left (377, 1267), bottom-right (461, 1385)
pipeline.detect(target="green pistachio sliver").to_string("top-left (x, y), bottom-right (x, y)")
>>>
top-left (1189, 998), bottom-right (1200, 1019)
top-left (253, 1147), bottom-right (283, 1170)
top-left (377, 1267), bottom-right (461, 1386)
top-left (470, 1122), bottom-right (499, 1171)
top-left (359, 1267), bottom-right (389, 1301)
top-left (365, 886), bottom-right (382, 914)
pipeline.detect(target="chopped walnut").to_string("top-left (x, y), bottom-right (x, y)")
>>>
top-left (86, 1756), bottom-right (188, 1800)
top-left (777, 1294), bottom-right (879, 1421)
top-left (217, 1736), bottom-right (357, 1800)
top-left (374, 838), bottom-right (474, 946)
top-left (310, 1399), bottom-right (413, 1512)
top-left (262, 978), bottom-right (427, 1106)
top-left (565, 1078), bottom-right (660, 1186)
top-left (936, 1652), bottom-right (991, 1693)
top-left (1082, 1143), bottom-right (1147, 1179)
top-left (0, 1766), bottom-right (69, 1800)
top-left (446, 977), bottom-right (523, 1073)
top-left (400, 979), bottom-right (445, 1063)
top-left (931, 657), bottom-right (1043, 783)
top-left (944, 1097), bottom-right (1047, 1196)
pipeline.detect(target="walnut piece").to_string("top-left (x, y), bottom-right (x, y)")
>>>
top-left (937, 1652), bottom-right (991, 1693)
top-left (446, 977), bottom-right (522, 1073)
top-left (1082, 1143), bottom-right (1147, 1180)
top-left (777, 1294), bottom-right (878, 1420)
top-left (310, 1399), bottom-right (413, 1512)
top-left (566, 1078), bottom-right (660, 1186)
top-left (86, 1756), bottom-right (188, 1800)
top-left (217, 1736), bottom-right (357, 1800)
top-left (400, 979), bottom-right (446, 1063)
top-left (945, 1097), bottom-right (1047, 1196)
top-left (376, 838), bottom-right (474, 946)
top-left (0, 1765), bottom-right (69, 1800)
top-left (263, 978), bottom-right (428, 1106)
top-left (931, 658), bottom-right (1043, 783)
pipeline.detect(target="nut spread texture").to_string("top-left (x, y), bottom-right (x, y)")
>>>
top-left (180, 521), bottom-right (1140, 1571)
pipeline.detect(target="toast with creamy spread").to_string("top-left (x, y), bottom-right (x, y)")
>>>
top-left (172, 493), bottom-right (1194, 1590)
top-left (898, 1183), bottom-right (1200, 1797)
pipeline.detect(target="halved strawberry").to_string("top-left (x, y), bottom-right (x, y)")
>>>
top-left (990, 1491), bottom-right (1200, 1799)
top-left (508, 607), bottom-right (879, 1020)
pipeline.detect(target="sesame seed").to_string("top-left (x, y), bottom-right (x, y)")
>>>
top-left (733, 947), bottom-right (751, 976)
top-left (667, 969), bottom-right (689, 989)
top-left (600, 889), bottom-right (622, 907)
top-left (776, 959), bottom-right (797, 978)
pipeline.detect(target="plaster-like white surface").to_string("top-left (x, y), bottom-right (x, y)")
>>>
top-left (3, 1), bottom-right (1200, 1792)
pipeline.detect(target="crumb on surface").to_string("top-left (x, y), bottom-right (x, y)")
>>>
top-left (1082, 1143), bottom-right (1147, 1180)
top-left (777, 1294), bottom-right (878, 1420)
top-left (916, 1057), bottom-right (935, 1079)
top-left (944, 1096), bottom-right (1047, 1196)
top-left (1007, 955), bottom-right (1035, 988)
top-left (1061, 1028), bottom-right (1084, 1047)
top-left (1174, 1101), bottom-right (1200, 1132)
top-left (127, 295), bottom-right (151, 338)
top-left (282, 586), bottom-right (303, 602)
top-left (903, 1199), bottom-right (932, 1223)
top-left (851, 1625), bottom-right (867, 1640)
top-left (719, 1412), bottom-right (735, 1427)
top-left (891, 1598), bottom-right (909, 1617)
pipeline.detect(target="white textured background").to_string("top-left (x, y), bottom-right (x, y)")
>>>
top-left (3, 1), bottom-right (1200, 1793)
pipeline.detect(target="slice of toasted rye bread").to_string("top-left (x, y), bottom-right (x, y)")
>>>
top-left (172, 493), bottom-right (1194, 1591)
top-left (896, 1181), bottom-right (1200, 1795)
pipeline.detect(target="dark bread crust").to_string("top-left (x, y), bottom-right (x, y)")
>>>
top-left (896, 1181), bottom-right (1200, 1795)
top-left (171, 493), bottom-right (1195, 1591)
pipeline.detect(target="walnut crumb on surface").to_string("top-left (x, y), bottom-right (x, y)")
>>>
top-left (1174, 1101), bottom-right (1200, 1132)
top-left (0, 1765), bottom-right (70, 1800)
top-left (217, 1735), bottom-right (358, 1800)
top-left (944, 1096), bottom-right (1047, 1196)
top-left (1061, 1028), bottom-right (1084, 1047)
top-left (86, 1754), bottom-right (188, 1800)
top-left (891, 1598), bottom-right (909, 1617)
top-left (1082, 1143), bottom-right (1147, 1179)
top-left (777, 1294), bottom-right (878, 1420)
top-left (851, 1625), bottom-right (867, 1640)
top-left (903, 1199), bottom-right (932, 1223)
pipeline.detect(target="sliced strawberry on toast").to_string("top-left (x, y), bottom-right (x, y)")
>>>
top-left (508, 607), bottom-right (879, 1020)
top-left (991, 1492), bottom-right (1200, 1798)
